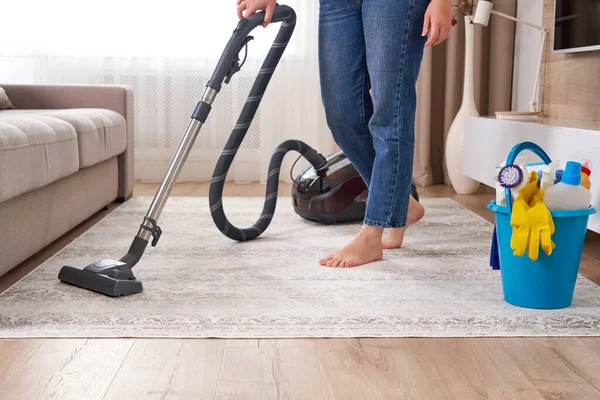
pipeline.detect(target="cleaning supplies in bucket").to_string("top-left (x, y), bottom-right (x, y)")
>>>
top-left (491, 153), bottom-right (594, 264)
top-left (495, 159), bottom-right (593, 261)
top-left (544, 161), bottom-right (592, 210)
top-left (491, 156), bottom-right (593, 265)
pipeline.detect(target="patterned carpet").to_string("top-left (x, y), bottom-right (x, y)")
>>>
top-left (1, 197), bottom-right (599, 338)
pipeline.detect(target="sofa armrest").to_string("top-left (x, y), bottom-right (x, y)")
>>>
top-left (3, 84), bottom-right (135, 200)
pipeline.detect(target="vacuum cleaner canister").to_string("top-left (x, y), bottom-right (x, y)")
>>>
top-left (291, 152), bottom-right (419, 224)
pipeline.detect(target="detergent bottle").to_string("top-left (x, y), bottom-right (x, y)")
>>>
top-left (581, 159), bottom-right (592, 190)
top-left (544, 161), bottom-right (592, 210)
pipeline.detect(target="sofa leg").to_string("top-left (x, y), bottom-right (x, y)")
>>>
top-left (116, 193), bottom-right (133, 203)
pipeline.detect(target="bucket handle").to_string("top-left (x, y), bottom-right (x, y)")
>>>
top-left (504, 142), bottom-right (552, 212)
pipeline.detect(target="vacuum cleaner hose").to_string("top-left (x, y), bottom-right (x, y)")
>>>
top-left (209, 6), bottom-right (327, 241)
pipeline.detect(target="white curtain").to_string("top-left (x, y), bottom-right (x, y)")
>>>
top-left (1, 1), bottom-right (333, 183)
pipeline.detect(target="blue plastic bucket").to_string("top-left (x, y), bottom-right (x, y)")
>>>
top-left (487, 142), bottom-right (597, 309)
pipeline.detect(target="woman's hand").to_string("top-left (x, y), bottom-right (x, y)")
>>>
top-left (422, 0), bottom-right (453, 47)
top-left (237, 0), bottom-right (277, 27)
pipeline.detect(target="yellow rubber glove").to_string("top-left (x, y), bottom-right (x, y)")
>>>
top-left (528, 193), bottom-right (555, 259)
top-left (510, 173), bottom-right (538, 257)
top-left (509, 172), bottom-right (556, 261)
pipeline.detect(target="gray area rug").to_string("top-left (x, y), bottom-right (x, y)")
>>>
top-left (1, 197), bottom-right (599, 338)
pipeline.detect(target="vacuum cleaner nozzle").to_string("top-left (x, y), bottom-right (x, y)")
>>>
top-left (59, 236), bottom-right (148, 297)
top-left (58, 259), bottom-right (143, 297)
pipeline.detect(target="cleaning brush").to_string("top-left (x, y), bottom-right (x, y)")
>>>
top-left (497, 164), bottom-right (524, 189)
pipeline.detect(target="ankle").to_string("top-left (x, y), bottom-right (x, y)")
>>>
top-left (386, 227), bottom-right (406, 236)
top-left (359, 225), bottom-right (384, 242)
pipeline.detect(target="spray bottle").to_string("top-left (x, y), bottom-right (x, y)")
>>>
top-left (540, 160), bottom-right (560, 192)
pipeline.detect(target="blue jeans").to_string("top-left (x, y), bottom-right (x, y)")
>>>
top-left (319, 0), bottom-right (429, 228)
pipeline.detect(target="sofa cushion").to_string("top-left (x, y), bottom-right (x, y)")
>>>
top-left (0, 114), bottom-right (79, 203)
top-left (0, 87), bottom-right (14, 110)
top-left (0, 108), bottom-right (127, 168)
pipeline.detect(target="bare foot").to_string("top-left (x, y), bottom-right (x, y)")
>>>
top-left (319, 225), bottom-right (384, 268)
top-left (381, 196), bottom-right (425, 250)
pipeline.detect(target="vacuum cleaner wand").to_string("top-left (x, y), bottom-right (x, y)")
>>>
top-left (58, 5), bottom-right (299, 297)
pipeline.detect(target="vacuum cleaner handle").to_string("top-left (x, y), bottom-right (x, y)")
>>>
top-left (241, 4), bottom-right (295, 30)
top-left (207, 4), bottom-right (296, 92)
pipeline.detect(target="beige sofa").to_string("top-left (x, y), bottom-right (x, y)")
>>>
top-left (0, 84), bottom-right (134, 276)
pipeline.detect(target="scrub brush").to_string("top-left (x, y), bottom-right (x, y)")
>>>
top-left (497, 164), bottom-right (525, 189)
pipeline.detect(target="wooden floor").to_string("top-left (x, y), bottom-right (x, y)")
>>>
top-left (1, 182), bottom-right (599, 400)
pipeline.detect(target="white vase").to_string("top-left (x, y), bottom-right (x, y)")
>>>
top-left (445, 15), bottom-right (481, 195)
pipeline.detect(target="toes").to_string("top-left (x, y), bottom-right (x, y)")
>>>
top-left (330, 259), bottom-right (340, 268)
top-left (320, 254), bottom-right (334, 266)
top-left (326, 258), bottom-right (336, 267)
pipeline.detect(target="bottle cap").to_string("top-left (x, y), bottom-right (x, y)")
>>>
top-left (542, 170), bottom-right (553, 182)
top-left (562, 161), bottom-right (582, 186)
top-left (581, 159), bottom-right (592, 176)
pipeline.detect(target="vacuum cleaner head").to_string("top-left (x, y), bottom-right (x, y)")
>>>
top-left (58, 259), bottom-right (143, 297)
top-left (291, 152), bottom-right (419, 224)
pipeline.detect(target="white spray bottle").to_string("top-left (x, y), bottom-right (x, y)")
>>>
top-left (540, 160), bottom-right (560, 192)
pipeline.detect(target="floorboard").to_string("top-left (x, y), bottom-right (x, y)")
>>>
top-left (0, 339), bottom-right (45, 388)
top-left (215, 344), bottom-right (325, 400)
top-left (0, 339), bottom-right (134, 400)
top-left (102, 339), bottom-right (224, 400)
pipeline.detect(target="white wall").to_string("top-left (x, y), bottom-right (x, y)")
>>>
top-left (512, 0), bottom-right (544, 111)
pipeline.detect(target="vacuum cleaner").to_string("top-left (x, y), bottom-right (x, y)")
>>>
top-left (58, 4), bottom-right (419, 297)
top-left (291, 152), bottom-right (419, 224)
